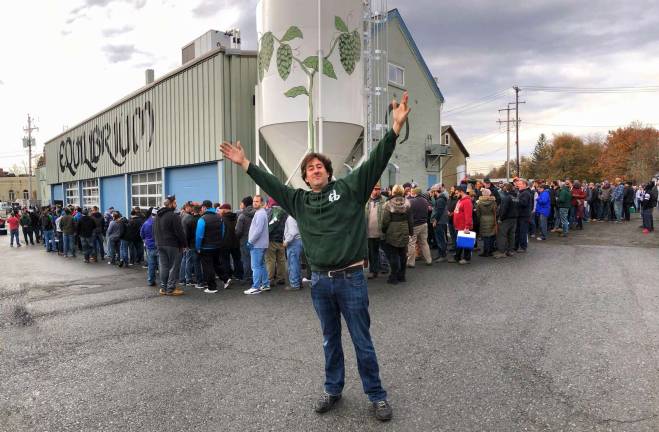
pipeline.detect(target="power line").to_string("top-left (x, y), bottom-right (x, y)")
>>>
top-left (523, 121), bottom-right (659, 128)
top-left (443, 89), bottom-right (510, 116)
top-left (521, 85), bottom-right (659, 94)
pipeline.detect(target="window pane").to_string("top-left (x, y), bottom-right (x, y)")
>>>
top-left (148, 172), bottom-right (156, 182)
top-left (132, 185), bottom-right (139, 195)
top-left (139, 184), bottom-right (147, 195)
top-left (141, 173), bottom-right (148, 183)
top-left (156, 184), bottom-right (162, 194)
top-left (156, 171), bottom-right (162, 181)
top-left (148, 184), bottom-right (156, 195)
top-left (132, 197), bottom-right (139, 206)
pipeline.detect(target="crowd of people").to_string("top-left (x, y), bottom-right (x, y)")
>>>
top-left (3, 177), bottom-right (657, 291)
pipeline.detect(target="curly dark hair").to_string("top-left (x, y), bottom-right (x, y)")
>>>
top-left (300, 153), bottom-right (333, 186)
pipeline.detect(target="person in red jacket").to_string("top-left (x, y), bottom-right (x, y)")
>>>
top-left (571, 181), bottom-right (586, 230)
top-left (6, 212), bottom-right (21, 247)
top-left (450, 185), bottom-right (473, 264)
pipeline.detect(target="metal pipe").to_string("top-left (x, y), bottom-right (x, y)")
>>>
top-left (317, 0), bottom-right (324, 154)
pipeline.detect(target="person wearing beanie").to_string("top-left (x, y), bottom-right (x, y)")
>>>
top-left (493, 183), bottom-right (518, 258)
top-left (236, 196), bottom-right (256, 282)
top-left (476, 187), bottom-right (497, 257)
top-left (196, 199), bottom-right (230, 293)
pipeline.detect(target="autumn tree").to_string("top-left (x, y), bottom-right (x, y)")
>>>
top-left (597, 123), bottom-right (659, 182)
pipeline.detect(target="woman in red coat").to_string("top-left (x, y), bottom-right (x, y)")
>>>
top-left (450, 185), bottom-right (473, 264)
top-left (571, 181), bottom-right (586, 230)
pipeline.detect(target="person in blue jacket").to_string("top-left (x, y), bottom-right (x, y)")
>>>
top-left (140, 208), bottom-right (158, 286)
top-left (195, 200), bottom-right (229, 293)
top-left (535, 184), bottom-right (551, 240)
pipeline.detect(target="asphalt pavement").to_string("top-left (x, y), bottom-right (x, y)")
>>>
top-left (1, 214), bottom-right (658, 431)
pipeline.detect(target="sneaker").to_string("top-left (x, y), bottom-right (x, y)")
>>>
top-left (434, 257), bottom-right (447, 263)
top-left (159, 288), bottom-right (168, 296)
top-left (537, 237), bottom-right (546, 241)
top-left (492, 252), bottom-right (506, 259)
top-left (260, 285), bottom-right (271, 292)
top-left (314, 393), bottom-right (342, 414)
top-left (386, 278), bottom-right (398, 285)
top-left (195, 283), bottom-right (206, 289)
top-left (244, 287), bottom-right (261, 295)
top-left (302, 277), bottom-right (311, 284)
top-left (170, 288), bottom-right (185, 296)
top-left (204, 288), bottom-right (219, 294)
top-left (447, 257), bottom-right (456, 263)
top-left (458, 259), bottom-right (468, 265)
top-left (284, 285), bottom-right (301, 291)
top-left (517, 249), bottom-right (527, 253)
top-left (148, 281), bottom-right (156, 287)
top-left (643, 228), bottom-right (650, 234)
top-left (373, 400), bottom-right (393, 421)
top-left (223, 279), bottom-right (232, 290)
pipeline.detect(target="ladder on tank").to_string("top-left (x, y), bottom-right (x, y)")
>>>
top-left (362, 0), bottom-right (388, 157)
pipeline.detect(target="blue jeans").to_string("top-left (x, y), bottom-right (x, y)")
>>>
top-left (107, 239), bottom-right (119, 262)
top-left (93, 232), bottom-right (105, 259)
top-left (63, 234), bottom-right (76, 257)
top-left (146, 248), bottom-right (159, 284)
top-left (80, 236), bottom-right (94, 260)
top-left (185, 249), bottom-right (203, 284)
top-left (250, 247), bottom-right (269, 289)
top-left (10, 229), bottom-right (20, 246)
top-left (515, 217), bottom-right (529, 251)
top-left (433, 223), bottom-right (448, 257)
top-left (559, 208), bottom-right (569, 234)
top-left (310, 269), bottom-right (386, 402)
top-left (43, 230), bottom-right (54, 251)
top-left (538, 214), bottom-right (548, 239)
top-left (120, 239), bottom-right (130, 263)
top-left (613, 200), bottom-right (623, 222)
top-left (286, 238), bottom-right (303, 288)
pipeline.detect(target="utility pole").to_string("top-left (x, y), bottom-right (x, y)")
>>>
top-left (23, 114), bottom-right (38, 207)
top-left (497, 107), bottom-right (514, 182)
top-left (513, 86), bottom-right (526, 177)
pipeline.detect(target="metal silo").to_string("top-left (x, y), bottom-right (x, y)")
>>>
top-left (256, 0), bottom-right (364, 188)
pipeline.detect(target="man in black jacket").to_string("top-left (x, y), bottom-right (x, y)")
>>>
top-left (514, 179), bottom-right (532, 252)
top-left (77, 209), bottom-right (97, 263)
top-left (266, 198), bottom-right (288, 286)
top-left (483, 178), bottom-right (501, 206)
top-left (494, 183), bottom-right (518, 258)
top-left (196, 200), bottom-right (229, 293)
top-left (154, 195), bottom-right (187, 295)
top-left (219, 203), bottom-right (243, 281)
top-left (90, 206), bottom-right (105, 261)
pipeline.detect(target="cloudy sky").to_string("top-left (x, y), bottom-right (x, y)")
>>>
top-left (1, 0), bottom-right (658, 175)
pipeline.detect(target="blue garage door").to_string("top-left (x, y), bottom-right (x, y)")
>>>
top-left (167, 164), bottom-right (219, 205)
top-left (101, 175), bottom-right (126, 216)
top-left (427, 174), bottom-right (438, 189)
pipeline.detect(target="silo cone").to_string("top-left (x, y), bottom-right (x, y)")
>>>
top-left (256, 0), bottom-right (365, 189)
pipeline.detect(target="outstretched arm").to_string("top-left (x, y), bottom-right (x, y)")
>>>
top-left (345, 92), bottom-right (412, 202)
top-left (219, 140), bottom-right (297, 217)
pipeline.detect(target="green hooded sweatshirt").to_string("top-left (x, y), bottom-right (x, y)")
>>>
top-left (246, 129), bottom-right (398, 271)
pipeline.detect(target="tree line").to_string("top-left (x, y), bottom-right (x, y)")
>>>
top-left (478, 123), bottom-right (659, 182)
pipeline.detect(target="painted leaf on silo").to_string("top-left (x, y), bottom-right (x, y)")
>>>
top-left (322, 58), bottom-right (337, 79)
top-left (285, 86), bottom-right (309, 98)
top-left (352, 30), bottom-right (361, 63)
top-left (281, 26), bottom-right (303, 42)
top-left (335, 16), bottom-right (349, 33)
top-left (258, 32), bottom-right (274, 81)
top-left (277, 44), bottom-right (293, 80)
top-left (303, 56), bottom-right (318, 71)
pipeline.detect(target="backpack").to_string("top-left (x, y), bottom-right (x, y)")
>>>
top-left (268, 207), bottom-right (285, 234)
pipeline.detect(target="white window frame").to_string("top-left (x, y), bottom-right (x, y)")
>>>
top-left (388, 63), bottom-right (405, 87)
top-left (131, 170), bottom-right (162, 209)
top-left (8, 189), bottom-right (15, 201)
top-left (64, 181), bottom-right (80, 207)
top-left (23, 190), bottom-right (29, 200)
top-left (82, 179), bottom-right (100, 208)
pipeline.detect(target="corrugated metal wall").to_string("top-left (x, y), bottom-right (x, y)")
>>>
top-left (44, 51), bottom-right (248, 185)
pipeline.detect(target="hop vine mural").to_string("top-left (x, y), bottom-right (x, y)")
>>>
top-left (257, 15), bottom-right (361, 150)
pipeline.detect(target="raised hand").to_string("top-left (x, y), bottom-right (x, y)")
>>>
top-left (220, 141), bottom-right (250, 171)
top-left (392, 91), bottom-right (411, 136)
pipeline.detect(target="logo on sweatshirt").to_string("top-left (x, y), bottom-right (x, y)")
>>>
top-left (328, 189), bottom-right (341, 203)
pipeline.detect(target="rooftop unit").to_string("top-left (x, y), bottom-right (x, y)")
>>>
top-left (182, 29), bottom-right (241, 64)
